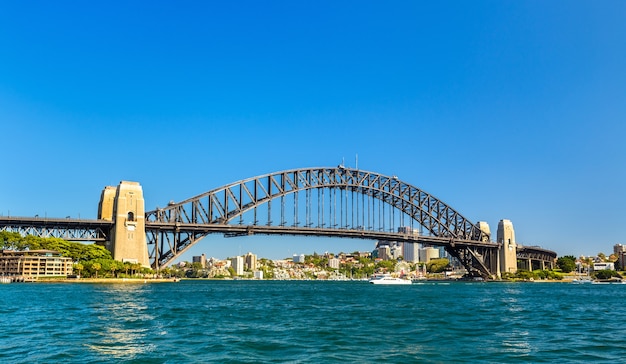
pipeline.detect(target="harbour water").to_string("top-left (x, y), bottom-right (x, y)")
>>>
top-left (1, 280), bottom-right (625, 363)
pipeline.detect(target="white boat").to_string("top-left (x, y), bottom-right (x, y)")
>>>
top-left (0, 276), bottom-right (11, 284)
top-left (369, 275), bottom-right (412, 285)
top-left (592, 279), bottom-right (626, 285)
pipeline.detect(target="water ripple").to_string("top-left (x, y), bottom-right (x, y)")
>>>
top-left (2, 281), bottom-right (626, 363)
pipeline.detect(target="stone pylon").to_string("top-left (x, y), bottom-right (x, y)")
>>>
top-left (98, 181), bottom-right (150, 268)
top-left (497, 219), bottom-right (517, 274)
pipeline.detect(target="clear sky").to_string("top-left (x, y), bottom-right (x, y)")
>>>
top-left (1, 1), bottom-right (625, 262)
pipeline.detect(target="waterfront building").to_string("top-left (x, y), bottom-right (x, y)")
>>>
top-left (253, 270), bottom-right (263, 280)
top-left (244, 252), bottom-right (257, 270)
top-left (0, 250), bottom-right (73, 277)
top-left (593, 262), bottom-right (615, 271)
top-left (192, 254), bottom-right (207, 269)
top-left (231, 256), bottom-right (244, 276)
top-left (419, 247), bottom-right (439, 263)
top-left (497, 219), bottom-right (517, 274)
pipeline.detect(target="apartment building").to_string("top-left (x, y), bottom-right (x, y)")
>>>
top-left (0, 250), bottom-right (73, 277)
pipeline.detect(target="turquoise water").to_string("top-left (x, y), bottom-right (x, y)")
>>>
top-left (1, 280), bottom-right (625, 363)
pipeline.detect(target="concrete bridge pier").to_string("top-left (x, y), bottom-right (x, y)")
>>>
top-left (98, 181), bottom-right (150, 267)
top-left (497, 219), bottom-right (518, 276)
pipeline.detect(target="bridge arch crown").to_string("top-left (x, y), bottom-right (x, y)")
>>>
top-left (145, 167), bottom-right (487, 269)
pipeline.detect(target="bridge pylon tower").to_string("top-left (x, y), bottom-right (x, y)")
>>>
top-left (98, 181), bottom-right (150, 267)
top-left (497, 219), bottom-right (517, 275)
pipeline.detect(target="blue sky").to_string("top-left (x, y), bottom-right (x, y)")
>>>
top-left (1, 1), bottom-right (625, 262)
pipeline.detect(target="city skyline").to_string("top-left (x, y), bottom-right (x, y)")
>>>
top-left (1, 1), bottom-right (625, 262)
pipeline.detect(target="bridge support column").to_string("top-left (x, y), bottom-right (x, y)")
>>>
top-left (498, 219), bottom-right (517, 275)
top-left (98, 181), bottom-right (150, 268)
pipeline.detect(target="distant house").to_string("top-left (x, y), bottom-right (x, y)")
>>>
top-left (593, 262), bottom-right (615, 271)
top-left (0, 250), bottom-right (73, 277)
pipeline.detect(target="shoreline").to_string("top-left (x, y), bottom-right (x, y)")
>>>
top-left (32, 277), bottom-right (180, 284)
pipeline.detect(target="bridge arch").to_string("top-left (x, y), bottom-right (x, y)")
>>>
top-left (145, 167), bottom-right (488, 269)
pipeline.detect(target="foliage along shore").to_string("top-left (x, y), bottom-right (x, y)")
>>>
top-left (32, 277), bottom-right (179, 283)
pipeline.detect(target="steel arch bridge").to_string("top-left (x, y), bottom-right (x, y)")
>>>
top-left (144, 166), bottom-right (500, 277)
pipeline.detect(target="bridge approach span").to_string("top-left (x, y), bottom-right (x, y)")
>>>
top-left (0, 216), bottom-right (111, 242)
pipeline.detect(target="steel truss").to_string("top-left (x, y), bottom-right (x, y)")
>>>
top-left (145, 167), bottom-right (496, 277)
top-left (0, 217), bottom-right (111, 242)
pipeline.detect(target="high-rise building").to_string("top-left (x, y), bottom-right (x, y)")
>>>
top-left (192, 254), bottom-right (207, 269)
top-left (390, 242), bottom-right (403, 260)
top-left (292, 254), bottom-right (306, 263)
top-left (614, 244), bottom-right (626, 269)
top-left (244, 252), bottom-right (257, 271)
top-left (232, 256), bottom-right (244, 276)
top-left (419, 247), bottom-right (439, 263)
top-left (377, 242), bottom-right (391, 260)
top-left (497, 219), bottom-right (517, 274)
top-left (403, 242), bottom-right (420, 263)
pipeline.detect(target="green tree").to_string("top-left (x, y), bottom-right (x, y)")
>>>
top-left (131, 263), bottom-right (141, 276)
top-left (92, 262), bottom-right (101, 278)
top-left (122, 262), bottom-right (131, 276)
top-left (306, 254), bottom-right (328, 268)
top-left (426, 258), bottom-right (450, 273)
top-left (0, 231), bottom-right (23, 250)
top-left (557, 256), bottom-right (576, 273)
top-left (375, 259), bottom-right (396, 272)
top-left (593, 269), bottom-right (619, 280)
top-left (109, 260), bottom-right (124, 278)
top-left (516, 269), bottom-right (537, 280)
top-left (6, 235), bottom-right (112, 262)
top-left (73, 263), bottom-right (84, 277)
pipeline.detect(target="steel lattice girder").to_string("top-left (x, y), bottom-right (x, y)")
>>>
top-left (0, 217), bottom-right (111, 242)
top-left (146, 167), bottom-right (485, 238)
top-left (145, 167), bottom-right (492, 272)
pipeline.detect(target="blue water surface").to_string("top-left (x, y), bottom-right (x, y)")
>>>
top-left (1, 280), bottom-right (625, 363)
